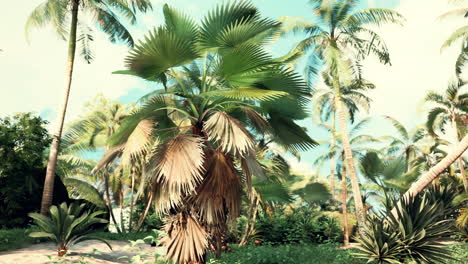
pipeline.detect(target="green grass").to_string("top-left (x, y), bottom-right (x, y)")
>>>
top-left (208, 244), bottom-right (364, 264)
top-left (92, 231), bottom-right (153, 241)
top-left (207, 243), bottom-right (468, 264)
top-left (0, 228), bottom-right (43, 251)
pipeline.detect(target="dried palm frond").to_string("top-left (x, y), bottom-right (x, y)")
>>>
top-left (240, 152), bottom-right (265, 199)
top-left (193, 150), bottom-right (242, 224)
top-left (151, 181), bottom-right (183, 214)
top-left (149, 134), bottom-right (205, 194)
top-left (121, 120), bottom-right (154, 166)
top-left (163, 212), bottom-right (208, 264)
top-left (204, 111), bottom-right (254, 156)
top-left (92, 145), bottom-right (125, 172)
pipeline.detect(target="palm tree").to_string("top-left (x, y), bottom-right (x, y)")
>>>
top-left (287, 0), bottom-right (404, 228)
top-left (312, 72), bottom-right (374, 201)
top-left (383, 116), bottom-right (425, 170)
top-left (424, 81), bottom-right (468, 191)
top-left (314, 118), bottom-right (379, 245)
top-left (26, 0), bottom-right (152, 215)
top-left (112, 3), bottom-right (316, 263)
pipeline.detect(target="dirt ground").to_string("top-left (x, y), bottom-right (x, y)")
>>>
top-left (0, 240), bottom-right (164, 264)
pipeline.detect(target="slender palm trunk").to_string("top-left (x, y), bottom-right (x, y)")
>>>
top-left (341, 164), bottom-right (349, 247)
top-left (452, 118), bottom-right (468, 192)
top-left (128, 166), bottom-right (136, 232)
top-left (330, 113), bottom-right (336, 201)
top-left (403, 135), bottom-right (468, 198)
top-left (40, 0), bottom-right (79, 215)
top-left (136, 192), bottom-right (153, 232)
top-left (334, 95), bottom-right (365, 231)
top-left (239, 196), bottom-right (257, 246)
top-left (104, 172), bottom-right (121, 233)
top-left (119, 183), bottom-right (126, 233)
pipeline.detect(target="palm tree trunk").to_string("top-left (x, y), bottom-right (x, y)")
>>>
top-left (239, 196), bottom-right (257, 246)
top-left (128, 166), bottom-right (136, 232)
top-left (403, 135), bottom-right (468, 198)
top-left (119, 184), bottom-right (126, 233)
top-left (136, 192), bottom-right (153, 232)
top-left (40, 0), bottom-right (79, 215)
top-left (334, 96), bottom-right (365, 231)
top-left (341, 164), bottom-right (350, 247)
top-left (330, 113), bottom-right (336, 201)
top-left (452, 118), bottom-right (468, 192)
top-left (104, 171), bottom-right (121, 233)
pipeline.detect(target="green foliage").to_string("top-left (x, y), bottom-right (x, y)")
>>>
top-left (29, 202), bottom-right (111, 255)
top-left (207, 244), bottom-right (363, 264)
top-left (255, 206), bottom-right (342, 245)
top-left (354, 186), bottom-right (458, 264)
top-left (0, 113), bottom-right (70, 228)
top-left (92, 231), bottom-right (153, 241)
top-left (0, 228), bottom-right (43, 251)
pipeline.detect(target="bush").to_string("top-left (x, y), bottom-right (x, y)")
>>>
top-left (92, 231), bottom-right (153, 241)
top-left (0, 228), bottom-right (44, 251)
top-left (254, 206), bottom-right (342, 244)
top-left (208, 244), bottom-right (363, 264)
top-left (355, 186), bottom-right (457, 264)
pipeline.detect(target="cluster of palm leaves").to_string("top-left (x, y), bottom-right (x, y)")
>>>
top-left (354, 185), bottom-right (460, 264)
top-left (29, 202), bottom-right (111, 256)
top-left (100, 2), bottom-right (319, 263)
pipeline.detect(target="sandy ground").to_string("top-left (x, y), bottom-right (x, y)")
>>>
top-left (0, 241), bottom-right (164, 264)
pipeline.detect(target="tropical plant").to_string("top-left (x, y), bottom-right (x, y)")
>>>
top-left (440, 1), bottom-right (468, 51)
top-left (285, 0), bottom-right (404, 228)
top-left (424, 80), bottom-right (468, 191)
top-left (355, 187), bottom-right (456, 264)
top-left (26, 0), bottom-right (152, 215)
top-left (312, 72), bottom-right (374, 201)
top-left (383, 116), bottom-right (426, 169)
top-left (28, 202), bottom-right (111, 256)
top-left (112, 2), bottom-right (316, 263)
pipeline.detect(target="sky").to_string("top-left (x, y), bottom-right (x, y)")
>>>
top-left (1, 0), bottom-right (466, 177)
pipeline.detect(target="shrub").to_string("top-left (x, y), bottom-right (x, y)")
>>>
top-left (355, 186), bottom-right (457, 264)
top-left (0, 228), bottom-right (44, 251)
top-left (255, 206), bottom-right (342, 244)
top-left (29, 202), bottom-right (111, 256)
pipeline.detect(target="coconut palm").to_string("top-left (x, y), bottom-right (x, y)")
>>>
top-left (285, 0), bottom-right (404, 228)
top-left (440, 1), bottom-right (468, 51)
top-left (312, 72), bottom-right (374, 201)
top-left (26, 0), bottom-right (152, 215)
top-left (424, 81), bottom-right (468, 191)
top-left (111, 2), bottom-right (316, 263)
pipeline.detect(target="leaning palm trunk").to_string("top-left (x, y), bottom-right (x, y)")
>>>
top-left (239, 196), bottom-right (256, 246)
top-left (341, 164), bottom-right (350, 247)
top-left (403, 135), bottom-right (468, 198)
top-left (136, 192), bottom-right (153, 232)
top-left (334, 95), bottom-right (365, 231)
top-left (40, 0), bottom-right (79, 215)
top-left (452, 118), bottom-right (468, 192)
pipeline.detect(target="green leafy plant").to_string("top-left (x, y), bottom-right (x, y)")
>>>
top-left (354, 187), bottom-right (457, 264)
top-left (28, 202), bottom-right (112, 256)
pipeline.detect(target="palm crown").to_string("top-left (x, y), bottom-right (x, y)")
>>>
top-left (111, 2), bottom-right (317, 263)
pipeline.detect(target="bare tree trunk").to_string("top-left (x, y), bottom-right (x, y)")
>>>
top-left (128, 166), bottom-right (136, 232)
top-left (403, 135), bottom-right (468, 199)
top-left (334, 95), bottom-right (365, 232)
top-left (40, 0), bottom-right (79, 215)
top-left (136, 192), bottom-right (153, 232)
top-left (119, 183), bottom-right (126, 233)
top-left (341, 164), bottom-right (350, 247)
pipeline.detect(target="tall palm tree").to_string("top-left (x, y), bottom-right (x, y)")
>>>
top-left (26, 0), bottom-right (152, 215)
top-left (312, 72), bottom-right (374, 201)
top-left (424, 81), bottom-right (468, 191)
top-left (287, 0), bottom-right (404, 228)
top-left (112, 2), bottom-right (316, 263)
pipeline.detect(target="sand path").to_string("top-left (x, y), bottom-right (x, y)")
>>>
top-left (0, 241), bottom-right (164, 264)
